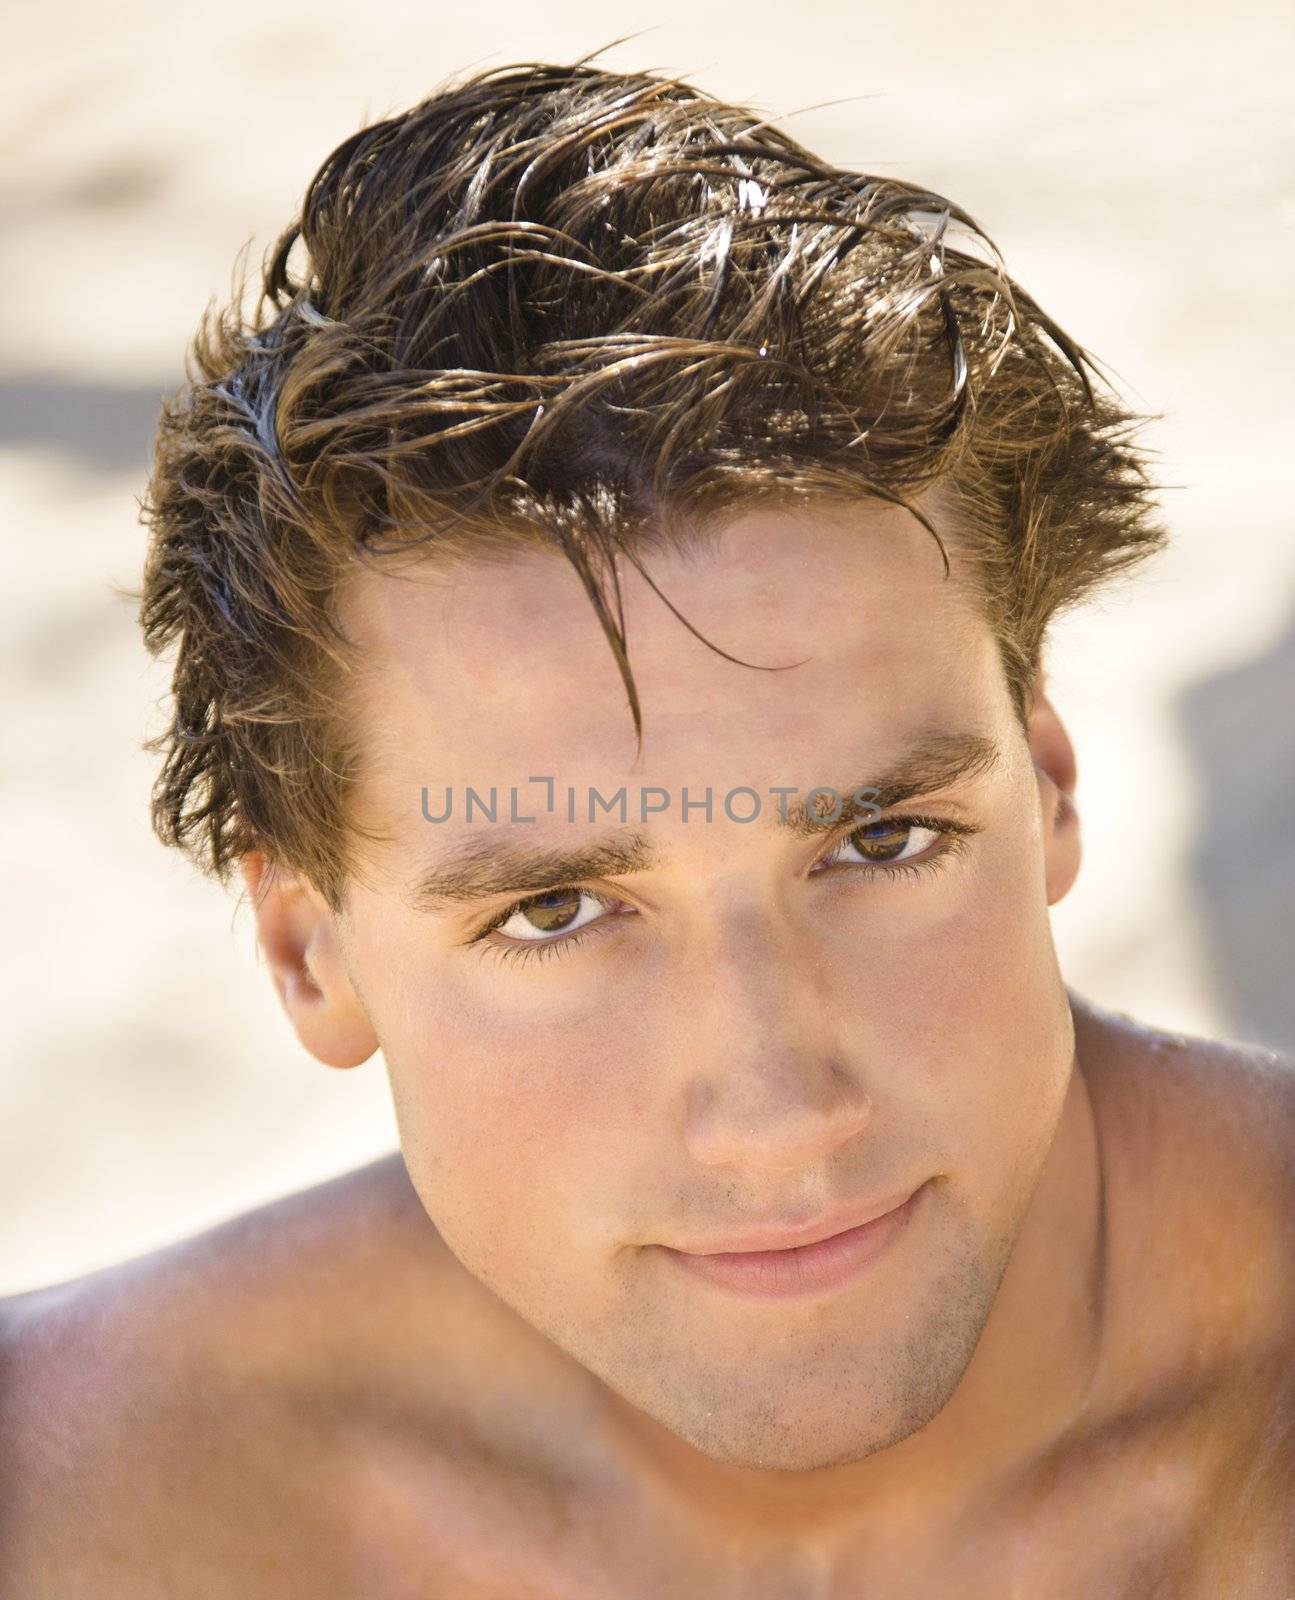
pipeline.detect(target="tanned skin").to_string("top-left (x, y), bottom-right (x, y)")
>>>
top-left (3, 496), bottom-right (1293, 1598)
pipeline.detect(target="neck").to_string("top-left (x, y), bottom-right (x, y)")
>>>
top-left (599, 1003), bottom-right (1111, 1566)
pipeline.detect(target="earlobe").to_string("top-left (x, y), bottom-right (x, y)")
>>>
top-left (239, 852), bottom-right (380, 1070)
top-left (1025, 673), bottom-right (1082, 907)
top-left (1041, 783), bottom-right (1082, 907)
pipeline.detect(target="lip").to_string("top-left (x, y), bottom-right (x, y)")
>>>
top-left (658, 1180), bottom-right (928, 1301)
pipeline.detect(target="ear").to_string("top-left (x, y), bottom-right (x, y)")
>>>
top-left (1025, 665), bottom-right (1082, 907)
top-left (239, 851), bottom-right (379, 1069)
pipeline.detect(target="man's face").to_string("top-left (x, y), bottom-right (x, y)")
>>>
top-left (325, 497), bottom-right (1079, 1472)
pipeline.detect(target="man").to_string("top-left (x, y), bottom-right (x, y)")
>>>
top-left (3, 54), bottom-right (1293, 1597)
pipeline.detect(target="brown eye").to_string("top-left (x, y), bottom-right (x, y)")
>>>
top-left (814, 818), bottom-right (945, 873)
top-left (513, 890), bottom-right (582, 934)
top-left (490, 887), bottom-right (619, 944)
top-left (848, 822), bottom-right (926, 861)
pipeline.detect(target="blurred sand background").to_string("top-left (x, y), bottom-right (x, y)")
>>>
top-left (2, 1), bottom-right (1292, 1297)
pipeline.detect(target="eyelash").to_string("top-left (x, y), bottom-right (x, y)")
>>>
top-left (468, 813), bottom-right (980, 971)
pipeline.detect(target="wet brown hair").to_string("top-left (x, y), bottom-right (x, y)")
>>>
top-left (138, 49), bottom-right (1167, 913)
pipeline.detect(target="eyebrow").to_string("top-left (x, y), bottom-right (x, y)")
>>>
top-left (408, 730), bottom-right (1002, 914)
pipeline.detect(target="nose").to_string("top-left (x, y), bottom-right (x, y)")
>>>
top-left (677, 899), bottom-right (873, 1173)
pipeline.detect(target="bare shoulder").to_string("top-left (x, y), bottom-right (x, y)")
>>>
top-left (1072, 988), bottom-right (1295, 1380)
top-left (1057, 994), bottom-right (1295, 1583)
top-left (1071, 992), bottom-right (1295, 1447)
top-left (0, 1151), bottom-right (472, 1598)
top-left (1072, 988), bottom-right (1295, 1211)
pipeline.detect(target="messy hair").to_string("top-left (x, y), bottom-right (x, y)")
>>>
top-left (138, 49), bottom-right (1167, 913)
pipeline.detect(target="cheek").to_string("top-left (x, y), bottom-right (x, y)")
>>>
top-left (378, 964), bottom-right (643, 1281)
top-left (821, 820), bottom-right (1068, 1158)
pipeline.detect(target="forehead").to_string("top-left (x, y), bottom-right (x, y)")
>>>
top-left (336, 499), bottom-right (1007, 823)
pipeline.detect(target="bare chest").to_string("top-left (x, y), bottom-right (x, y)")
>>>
top-left (326, 1422), bottom-right (1295, 1600)
top-left (25, 1403), bottom-right (1292, 1600)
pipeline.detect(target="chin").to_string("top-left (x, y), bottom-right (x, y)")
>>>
top-left (600, 1244), bottom-right (1003, 1476)
top-left (626, 1325), bottom-right (976, 1475)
